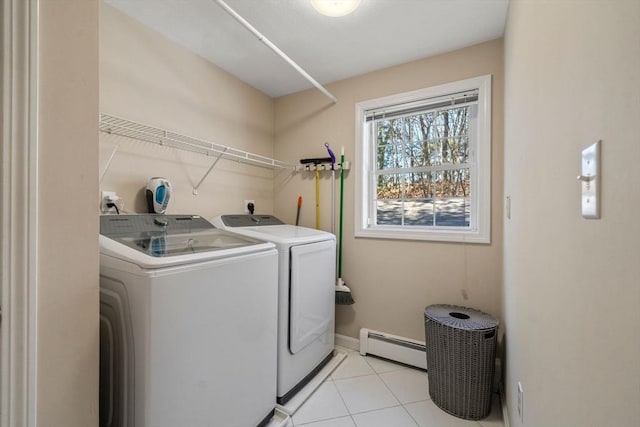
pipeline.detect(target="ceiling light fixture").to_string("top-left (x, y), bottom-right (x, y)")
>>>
top-left (310, 0), bottom-right (361, 17)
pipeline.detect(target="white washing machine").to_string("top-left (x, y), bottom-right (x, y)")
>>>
top-left (211, 215), bottom-right (335, 405)
top-left (99, 214), bottom-right (278, 427)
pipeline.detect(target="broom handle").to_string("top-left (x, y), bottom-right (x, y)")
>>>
top-left (338, 148), bottom-right (345, 278)
top-left (331, 170), bottom-right (335, 235)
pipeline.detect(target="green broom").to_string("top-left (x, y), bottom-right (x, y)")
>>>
top-left (335, 147), bottom-right (354, 305)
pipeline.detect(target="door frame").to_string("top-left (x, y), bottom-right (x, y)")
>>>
top-left (1, 0), bottom-right (39, 426)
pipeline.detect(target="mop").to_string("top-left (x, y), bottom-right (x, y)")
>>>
top-left (326, 144), bottom-right (355, 305)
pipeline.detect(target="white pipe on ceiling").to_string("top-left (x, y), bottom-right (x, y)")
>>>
top-left (213, 0), bottom-right (338, 103)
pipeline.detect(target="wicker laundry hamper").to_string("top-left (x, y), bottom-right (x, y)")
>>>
top-left (424, 304), bottom-right (498, 420)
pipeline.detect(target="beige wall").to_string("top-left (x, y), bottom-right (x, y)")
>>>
top-left (274, 39), bottom-right (504, 342)
top-left (37, 0), bottom-right (99, 424)
top-left (33, 2), bottom-right (640, 425)
top-left (503, 1), bottom-right (640, 426)
top-left (99, 4), bottom-right (276, 217)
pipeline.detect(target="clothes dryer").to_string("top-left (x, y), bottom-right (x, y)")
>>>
top-left (211, 215), bottom-right (335, 405)
top-left (99, 214), bottom-right (278, 427)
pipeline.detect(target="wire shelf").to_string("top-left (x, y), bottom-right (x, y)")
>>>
top-left (99, 113), bottom-right (296, 194)
top-left (99, 113), bottom-right (295, 170)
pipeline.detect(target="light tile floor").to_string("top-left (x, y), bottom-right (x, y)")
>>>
top-left (288, 347), bottom-right (504, 427)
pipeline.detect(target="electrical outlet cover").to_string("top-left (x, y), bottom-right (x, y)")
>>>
top-left (101, 191), bottom-right (118, 213)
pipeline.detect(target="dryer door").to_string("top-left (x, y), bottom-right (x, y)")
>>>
top-left (289, 239), bottom-right (336, 354)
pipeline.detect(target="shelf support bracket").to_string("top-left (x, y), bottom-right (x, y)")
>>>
top-left (99, 143), bottom-right (119, 184)
top-left (193, 146), bottom-right (229, 195)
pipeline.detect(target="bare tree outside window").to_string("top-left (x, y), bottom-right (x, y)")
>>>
top-left (355, 75), bottom-right (491, 243)
top-left (374, 105), bottom-right (471, 227)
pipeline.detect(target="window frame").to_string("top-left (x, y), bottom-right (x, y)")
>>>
top-left (354, 75), bottom-right (492, 243)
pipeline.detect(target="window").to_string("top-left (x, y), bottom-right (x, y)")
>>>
top-left (355, 75), bottom-right (491, 243)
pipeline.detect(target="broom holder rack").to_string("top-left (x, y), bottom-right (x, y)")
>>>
top-left (99, 113), bottom-right (297, 195)
top-left (295, 161), bottom-right (351, 173)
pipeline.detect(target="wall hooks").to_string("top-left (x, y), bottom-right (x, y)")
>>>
top-left (296, 161), bottom-right (351, 172)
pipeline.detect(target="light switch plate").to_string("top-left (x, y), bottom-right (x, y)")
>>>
top-left (578, 140), bottom-right (601, 219)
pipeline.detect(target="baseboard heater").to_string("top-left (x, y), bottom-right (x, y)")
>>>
top-left (359, 328), bottom-right (427, 370)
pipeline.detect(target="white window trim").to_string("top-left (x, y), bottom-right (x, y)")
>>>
top-left (354, 75), bottom-right (491, 244)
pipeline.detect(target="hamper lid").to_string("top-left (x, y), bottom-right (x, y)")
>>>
top-left (424, 304), bottom-right (498, 330)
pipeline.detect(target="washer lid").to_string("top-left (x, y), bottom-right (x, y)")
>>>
top-left (100, 214), bottom-right (274, 266)
top-left (211, 215), bottom-right (335, 245)
top-left (111, 229), bottom-right (264, 257)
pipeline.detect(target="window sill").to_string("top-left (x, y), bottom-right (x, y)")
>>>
top-left (354, 226), bottom-right (490, 244)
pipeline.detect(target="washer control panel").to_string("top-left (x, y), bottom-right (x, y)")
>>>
top-left (219, 214), bottom-right (285, 227)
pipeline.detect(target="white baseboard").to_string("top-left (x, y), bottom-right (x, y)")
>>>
top-left (335, 333), bottom-right (359, 351)
top-left (359, 328), bottom-right (427, 370)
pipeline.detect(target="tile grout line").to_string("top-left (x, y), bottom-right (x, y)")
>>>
top-left (376, 375), bottom-right (420, 427)
top-left (357, 354), bottom-right (419, 426)
top-left (328, 366), bottom-right (358, 426)
top-left (293, 349), bottom-right (504, 427)
top-left (363, 351), bottom-right (490, 427)
top-left (362, 354), bottom-right (425, 427)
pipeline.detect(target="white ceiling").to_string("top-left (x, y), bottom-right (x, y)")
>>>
top-left (104, 0), bottom-right (509, 98)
